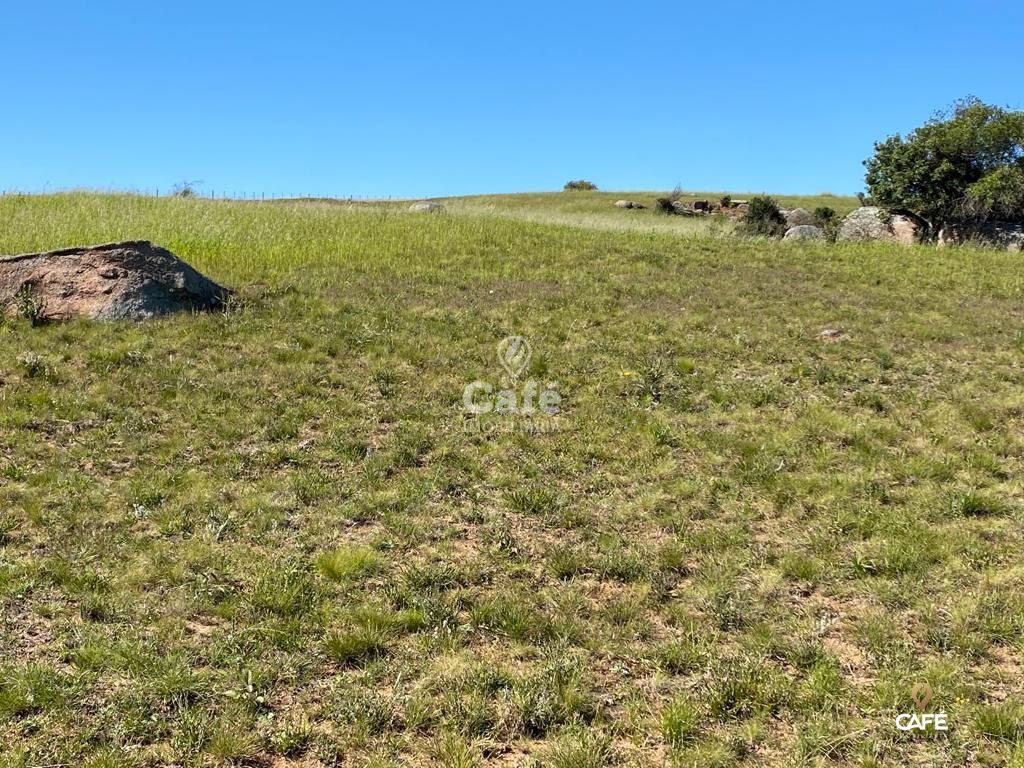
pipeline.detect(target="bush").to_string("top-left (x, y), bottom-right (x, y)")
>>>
top-left (563, 180), bottom-right (598, 192)
top-left (655, 185), bottom-right (684, 215)
top-left (171, 180), bottom-right (199, 198)
top-left (813, 206), bottom-right (839, 241)
top-left (15, 284), bottom-right (47, 326)
top-left (737, 196), bottom-right (787, 238)
top-left (655, 197), bottom-right (676, 215)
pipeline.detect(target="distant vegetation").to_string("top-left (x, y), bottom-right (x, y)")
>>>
top-left (736, 196), bottom-right (787, 238)
top-left (865, 97), bottom-right (1024, 238)
top-left (654, 185), bottom-right (685, 215)
top-left (563, 179), bottom-right (598, 191)
top-left (170, 180), bottom-right (200, 198)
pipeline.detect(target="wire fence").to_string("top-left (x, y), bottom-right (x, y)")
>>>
top-left (0, 189), bottom-right (393, 203)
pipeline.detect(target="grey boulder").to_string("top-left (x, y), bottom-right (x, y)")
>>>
top-left (784, 208), bottom-right (816, 227)
top-left (838, 207), bottom-right (919, 244)
top-left (0, 241), bottom-right (230, 322)
top-left (783, 225), bottom-right (826, 241)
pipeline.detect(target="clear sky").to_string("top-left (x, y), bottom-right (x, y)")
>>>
top-left (2, 1), bottom-right (1020, 199)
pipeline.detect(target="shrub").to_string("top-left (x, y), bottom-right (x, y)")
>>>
top-left (16, 352), bottom-right (56, 382)
top-left (15, 284), bottom-right (46, 326)
top-left (655, 197), bottom-right (676, 215)
top-left (563, 180), bottom-right (598, 191)
top-left (737, 196), bottom-right (788, 238)
top-left (171, 180), bottom-right (199, 198)
top-left (654, 186), bottom-right (685, 215)
top-left (813, 206), bottom-right (839, 240)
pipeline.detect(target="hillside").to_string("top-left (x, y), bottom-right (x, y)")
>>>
top-left (1, 192), bottom-right (1022, 768)
top-left (267, 190), bottom-right (861, 236)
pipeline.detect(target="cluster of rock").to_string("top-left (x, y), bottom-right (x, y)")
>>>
top-left (781, 206), bottom-right (922, 244)
top-left (678, 199), bottom-right (750, 218)
top-left (779, 208), bottom-right (823, 240)
top-left (613, 197), bottom-right (750, 217)
top-left (0, 241), bottom-right (230, 322)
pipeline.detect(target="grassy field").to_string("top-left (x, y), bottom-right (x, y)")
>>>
top-left (1, 192), bottom-right (1023, 768)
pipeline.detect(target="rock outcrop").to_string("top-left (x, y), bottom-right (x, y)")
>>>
top-left (0, 241), bottom-right (230, 322)
top-left (837, 207), bottom-right (919, 245)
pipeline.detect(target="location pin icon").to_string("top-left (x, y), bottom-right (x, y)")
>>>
top-left (911, 683), bottom-right (933, 711)
top-left (497, 336), bottom-right (532, 380)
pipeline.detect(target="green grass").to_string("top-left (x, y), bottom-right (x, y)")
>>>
top-left (441, 190), bottom-right (859, 235)
top-left (261, 189), bottom-right (860, 237)
top-left (1, 191), bottom-right (1023, 767)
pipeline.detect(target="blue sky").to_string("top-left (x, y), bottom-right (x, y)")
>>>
top-left (2, 1), bottom-right (1020, 198)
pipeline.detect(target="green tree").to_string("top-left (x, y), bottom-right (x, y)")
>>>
top-left (864, 98), bottom-right (1024, 238)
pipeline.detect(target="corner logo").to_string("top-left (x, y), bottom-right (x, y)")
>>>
top-left (896, 683), bottom-right (948, 732)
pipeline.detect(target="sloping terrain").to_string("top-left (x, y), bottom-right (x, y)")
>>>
top-left (1, 193), bottom-right (1022, 767)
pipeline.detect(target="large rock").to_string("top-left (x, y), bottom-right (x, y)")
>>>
top-left (888, 215), bottom-right (920, 245)
top-left (783, 225), bottom-right (826, 241)
top-left (0, 241), bottom-right (230, 322)
top-left (839, 208), bottom-right (921, 244)
top-left (838, 207), bottom-right (919, 244)
top-left (409, 201), bottom-right (444, 213)
top-left (784, 208), bottom-right (816, 227)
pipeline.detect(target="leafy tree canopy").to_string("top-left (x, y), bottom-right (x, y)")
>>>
top-left (864, 98), bottom-right (1024, 234)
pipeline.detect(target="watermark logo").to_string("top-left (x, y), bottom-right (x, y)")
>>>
top-left (496, 335), bottom-right (532, 379)
top-left (462, 336), bottom-right (562, 433)
top-left (896, 683), bottom-right (948, 732)
top-left (911, 683), bottom-right (934, 711)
